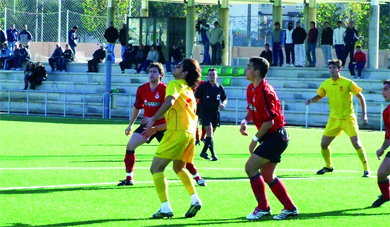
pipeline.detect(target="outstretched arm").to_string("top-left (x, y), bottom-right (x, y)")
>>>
top-left (305, 95), bottom-right (323, 105)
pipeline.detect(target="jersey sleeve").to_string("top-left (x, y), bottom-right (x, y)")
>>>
top-left (134, 86), bottom-right (144, 109)
top-left (349, 81), bottom-right (362, 95)
top-left (317, 82), bottom-right (327, 97)
top-left (261, 91), bottom-right (278, 121)
top-left (166, 81), bottom-right (182, 99)
top-left (220, 86), bottom-right (227, 102)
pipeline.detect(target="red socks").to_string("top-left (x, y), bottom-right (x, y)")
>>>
top-left (201, 127), bottom-right (206, 140)
top-left (249, 173), bottom-right (269, 210)
top-left (124, 150), bottom-right (135, 179)
top-left (196, 127), bottom-right (200, 142)
top-left (378, 179), bottom-right (390, 200)
top-left (269, 178), bottom-right (295, 210)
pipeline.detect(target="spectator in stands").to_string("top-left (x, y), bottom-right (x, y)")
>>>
top-left (58, 44), bottom-right (74, 72)
top-left (7, 45), bottom-right (19, 70)
top-left (68, 26), bottom-right (79, 58)
top-left (348, 46), bottom-right (366, 79)
top-left (292, 21), bottom-right (307, 67)
top-left (0, 25), bottom-right (6, 45)
top-left (9, 43), bottom-right (30, 70)
top-left (135, 43), bottom-right (146, 69)
top-left (30, 62), bottom-right (47, 90)
top-left (208, 21), bottom-right (224, 65)
top-left (272, 22), bottom-right (284, 67)
top-left (321, 22), bottom-right (333, 67)
top-left (200, 20), bottom-right (211, 65)
top-left (104, 22), bottom-right (119, 63)
top-left (333, 21), bottom-right (346, 62)
top-left (285, 22), bottom-right (294, 67)
top-left (23, 61), bottom-right (35, 90)
top-left (119, 23), bottom-right (127, 60)
top-left (18, 25), bottom-right (33, 49)
top-left (6, 24), bottom-right (18, 51)
top-left (119, 44), bottom-right (136, 73)
top-left (260, 43), bottom-right (272, 65)
top-left (343, 21), bottom-right (359, 66)
top-left (0, 43), bottom-right (13, 69)
top-left (137, 45), bottom-right (159, 73)
top-left (48, 44), bottom-right (63, 72)
top-left (87, 45), bottom-right (106, 73)
top-left (166, 44), bottom-right (183, 73)
top-left (306, 21), bottom-right (318, 67)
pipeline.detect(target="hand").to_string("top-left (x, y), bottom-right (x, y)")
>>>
top-left (361, 114), bottom-right (368, 125)
top-left (249, 140), bottom-right (257, 154)
top-left (141, 117), bottom-right (150, 125)
top-left (219, 103), bottom-right (225, 110)
top-left (240, 123), bottom-right (248, 136)
top-left (376, 148), bottom-right (385, 160)
top-left (305, 99), bottom-right (311, 105)
top-left (145, 117), bottom-right (155, 133)
top-left (142, 126), bottom-right (157, 140)
top-left (125, 126), bottom-right (131, 136)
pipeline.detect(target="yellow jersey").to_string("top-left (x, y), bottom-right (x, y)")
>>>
top-left (317, 76), bottom-right (362, 119)
top-left (165, 79), bottom-right (197, 133)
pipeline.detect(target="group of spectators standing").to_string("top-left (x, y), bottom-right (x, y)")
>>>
top-left (198, 20), bottom-right (225, 65)
top-left (260, 20), bottom-right (366, 78)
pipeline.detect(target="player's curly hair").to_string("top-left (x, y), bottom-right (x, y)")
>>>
top-left (149, 62), bottom-right (165, 79)
top-left (182, 58), bottom-right (201, 89)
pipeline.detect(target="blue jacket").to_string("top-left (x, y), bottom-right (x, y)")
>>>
top-left (0, 29), bottom-right (6, 44)
top-left (200, 24), bottom-right (209, 43)
top-left (0, 47), bottom-right (13, 58)
top-left (6, 28), bottom-right (18, 42)
top-left (68, 30), bottom-right (78, 46)
top-left (51, 47), bottom-right (63, 58)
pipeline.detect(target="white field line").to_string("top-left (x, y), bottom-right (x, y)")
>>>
top-left (0, 176), bottom-right (374, 191)
top-left (0, 167), bottom-right (366, 173)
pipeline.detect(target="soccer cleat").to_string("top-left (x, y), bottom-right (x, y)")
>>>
top-left (117, 179), bottom-right (134, 186)
top-left (211, 156), bottom-right (218, 161)
top-left (195, 141), bottom-right (201, 146)
top-left (363, 171), bottom-right (371, 177)
top-left (273, 208), bottom-right (298, 220)
top-left (246, 207), bottom-right (271, 220)
top-left (185, 203), bottom-right (201, 218)
top-left (372, 195), bottom-right (389, 208)
top-left (316, 167), bottom-right (334, 175)
top-left (196, 178), bottom-right (206, 186)
top-left (152, 209), bottom-right (174, 219)
top-left (200, 152), bottom-right (210, 160)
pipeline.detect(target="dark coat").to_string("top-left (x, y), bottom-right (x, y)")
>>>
top-left (104, 27), bottom-right (119, 43)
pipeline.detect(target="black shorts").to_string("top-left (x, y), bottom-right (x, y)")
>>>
top-left (254, 127), bottom-right (289, 163)
top-left (386, 151), bottom-right (390, 158)
top-left (201, 111), bottom-right (220, 128)
top-left (134, 124), bottom-right (165, 144)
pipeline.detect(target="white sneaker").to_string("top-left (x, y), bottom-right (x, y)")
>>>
top-left (196, 178), bottom-right (206, 186)
top-left (273, 208), bottom-right (298, 220)
top-left (246, 207), bottom-right (271, 220)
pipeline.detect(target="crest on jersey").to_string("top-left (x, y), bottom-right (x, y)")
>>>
top-left (155, 92), bottom-right (160, 99)
top-left (339, 86), bottom-right (343, 92)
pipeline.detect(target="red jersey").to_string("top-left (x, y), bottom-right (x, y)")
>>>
top-left (383, 104), bottom-right (390, 139)
top-left (353, 51), bottom-right (366, 64)
top-left (246, 79), bottom-right (285, 133)
top-left (134, 82), bottom-right (166, 126)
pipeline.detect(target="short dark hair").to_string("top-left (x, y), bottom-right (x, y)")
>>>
top-left (182, 58), bottom-right (201, 89)
top-left (208, 68), bottom-right (217, 73)
top-left (264, 43), bottom-right (269, 47)
top-left (149, 62), bottom-right (165, 78)
top-left (288, 22), bottom-right (293, 26)
top-left (324, 22), bottom-right (329, 25)
top-left (383, 79), bottom-right (390, 87)
top-left (274, 22), bottom-right (280, 26)
top-left (356, 45), bottom-right (361, 49)
top-left (328, 59), bottom-right (342, 69)
top-left (73, 25), bottom-right (79, 29)
top-left (310, 21), bottom-right (315, 26)
top-left (249, 56), bottom-right (269, 78)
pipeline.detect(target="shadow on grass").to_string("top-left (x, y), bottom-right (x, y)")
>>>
top-left (0, 184), bottom-right (184, 195)
top-left (80, 144), bottom-right (157, 147)
top-left (72, 159), bottom-right (152, 163)
top-left (7, 218), bottom-right (150, 226)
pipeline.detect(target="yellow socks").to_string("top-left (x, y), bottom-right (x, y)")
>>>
top-left (321, 148), bottom-right (333, 169)
top-left (356, 147), bottom-right (369, 171)
top-left (177, 169), bottom-right (196, 196)
top-left (152, 172), bottom-right (168, 202)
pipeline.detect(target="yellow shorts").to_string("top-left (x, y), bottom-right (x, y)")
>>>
top-left (155, 131), bottom-right (195, 163)
top-left (323, 116), bottom-right (359, 137)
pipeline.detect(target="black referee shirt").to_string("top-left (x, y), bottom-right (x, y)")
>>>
top-left (195, 81), bottom-right (227, 112)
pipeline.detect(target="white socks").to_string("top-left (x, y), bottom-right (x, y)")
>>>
top-left (191, 193), bottom-right (201, 205)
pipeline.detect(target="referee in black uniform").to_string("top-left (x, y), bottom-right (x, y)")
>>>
top-left (195, 68), bottom-right (228, 161)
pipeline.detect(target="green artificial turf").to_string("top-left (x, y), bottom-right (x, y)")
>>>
top-left (0, 115), bottom-right (389, 226)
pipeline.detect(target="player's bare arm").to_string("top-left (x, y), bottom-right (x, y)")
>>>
top-left (377, 138), bottom-right (390, 160)
top-left (356, 92), bottom-right (368, 124)
top-left (249, 120), bottom-right (273, 154)
top-left (219, 99), bottom-right (227, 110)
top-left (305, 95), bottom-right (323, 105)
top-left (125, 107), bottom-right (141, 135)
top-left (145, 96), bottom-right (175, 130)
top-left (240, 111), bottom-right (252, 136)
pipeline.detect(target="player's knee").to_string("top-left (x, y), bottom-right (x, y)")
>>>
top-left (245, 163), bottom-right (256, 176)
top-left (172, 165), bottom-right (182, 174)
top-left (377, 169), bottom-right (388, 181)
top-left (320, 143), bottom-right (328, 150)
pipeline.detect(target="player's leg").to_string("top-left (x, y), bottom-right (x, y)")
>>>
top-left (200, 115), bottom-right (213, 160)
top-left (186, 162), bottom-right (206, 186)
top-left (118, 132), bottom-right (147, 186)
top-left (372, 154), bottom-right (390, 207)
top-left (317, 135), bottom-right (336, 174)
top-left (150, 156), bottom-right (173, 218)
top-left (350, 135), bottom-right (370, 176)
top-left (245, 154), bottom-right (272, 220)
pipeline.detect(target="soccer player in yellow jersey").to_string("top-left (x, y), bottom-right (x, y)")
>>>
top-left (306, 59), bottom-right (370, 177)
top-left (145, 58), bottom-right (202, 219)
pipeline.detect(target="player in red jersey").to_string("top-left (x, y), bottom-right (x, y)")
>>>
top-left (241, 57), bottom-right (297, 220)
top-left (372, 79), bottom-right (390, 207)
top-left (118, 62), bottom-right (205, 186)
